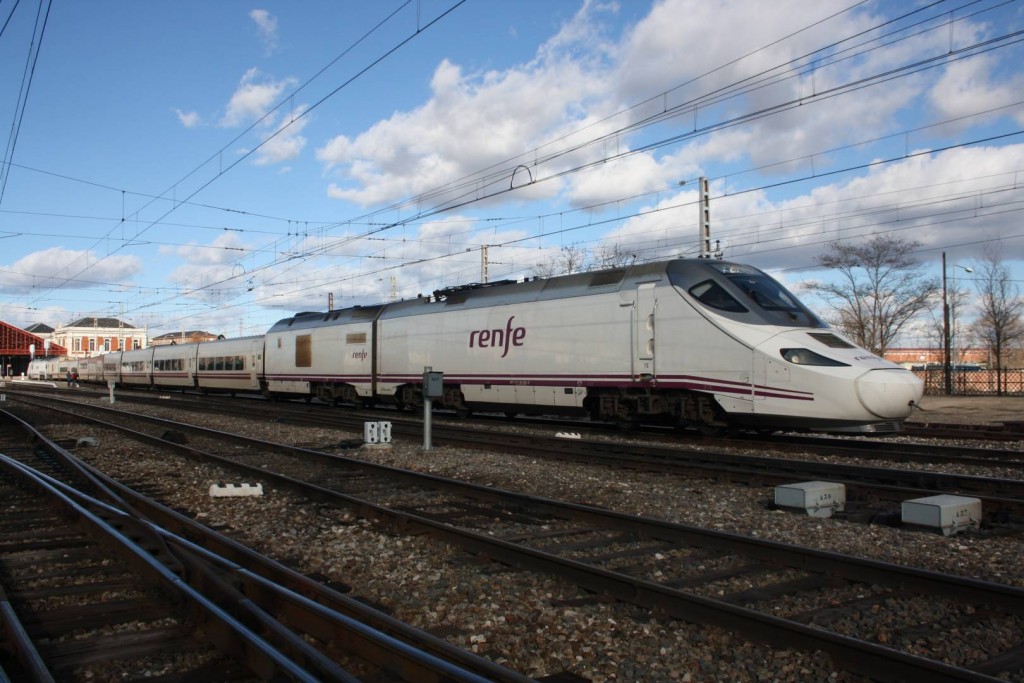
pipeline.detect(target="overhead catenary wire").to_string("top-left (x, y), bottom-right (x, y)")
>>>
top-left (6, 0), bottom-right (1024, 330)
top-left (0, 0), bottom-right (51, 207)
top-left (21, 0), bottom-right (468, 310)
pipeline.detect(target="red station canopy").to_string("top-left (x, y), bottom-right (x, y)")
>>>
top-left (0, 320), bottom-right (68, 356)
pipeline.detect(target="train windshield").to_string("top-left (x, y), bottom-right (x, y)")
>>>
top-left (677, 261), bottom-right (826, 328)
top-left (726, 271), bottom-right (822, 327)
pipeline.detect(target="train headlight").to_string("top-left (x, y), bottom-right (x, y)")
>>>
top-left (781, 348), bottom-right (849, 366)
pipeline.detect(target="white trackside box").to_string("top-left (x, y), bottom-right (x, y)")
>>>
top-left (774, 481), bottom-right (845, 518)
top-left (363, 421), bottom-right (393, 447)
top-left (364, 421), bottom-right (380, 444)
top-left (901, 495), bottom-right (981, 535)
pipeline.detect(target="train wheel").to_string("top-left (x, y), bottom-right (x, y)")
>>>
top-left (697, 423), bottom-right (726, 437)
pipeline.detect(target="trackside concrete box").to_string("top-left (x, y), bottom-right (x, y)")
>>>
top-left (774, 481), bottom-right (845, 518)
top-left (901, 494), bottom-right (981, 535)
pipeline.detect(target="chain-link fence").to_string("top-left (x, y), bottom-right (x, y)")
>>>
top-left (915, 368), bottom-right (1024, 396)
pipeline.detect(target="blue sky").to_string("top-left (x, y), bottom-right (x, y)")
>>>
top-left (2, 0), bottom-right (1023, 346)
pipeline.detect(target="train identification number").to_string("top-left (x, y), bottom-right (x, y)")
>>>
top-left (469, 316), bottom-right (526, 358)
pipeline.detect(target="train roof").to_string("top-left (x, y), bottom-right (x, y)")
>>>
top-left (267, 259), bottom-right (754, 330)
top-left (268, 304), bottom-right (386, 332)
top-left (381, 259), bottom-right (678, 318)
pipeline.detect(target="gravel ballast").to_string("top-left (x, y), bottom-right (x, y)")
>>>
top-left (30, 399), bottom-right (1024, 682)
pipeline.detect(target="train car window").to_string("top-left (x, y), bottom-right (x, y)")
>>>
top-left (346, 332), bottom-right (367, 344)
top-left (688, 280), bottom-right (748, 313)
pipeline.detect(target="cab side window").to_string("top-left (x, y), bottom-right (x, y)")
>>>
top-left (688, 280), bottom-right (748, 313)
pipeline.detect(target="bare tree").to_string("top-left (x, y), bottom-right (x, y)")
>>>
top-left (972, 246), bottom-right (1024, 394)
top-left (592, 244), bottom-right (637, 269)
top-left (926, 284), bottom-right (971, 363)
top-left (804, 235), bottom-right (939, 355)
top-left (532, 244), bottom-right (593, 278)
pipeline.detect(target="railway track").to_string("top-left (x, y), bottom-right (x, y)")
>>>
top-left (11, 387), bottom-right (1024, 523)
top-left (7, 394), bottom-right (1024, 682)
top-left (7, 382), bottom-right (1024, 460)
top-left (56, 389), bottom-right (1024, 517)
top-left (0, 407), bottom-right (535, 683)
top-left (903, 421), bottom-right (1024, 442)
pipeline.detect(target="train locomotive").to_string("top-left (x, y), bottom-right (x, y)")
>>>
top-left (32, 259), bottom-right (924, 433)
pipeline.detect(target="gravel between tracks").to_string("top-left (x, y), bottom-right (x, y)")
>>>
top-left (43, 401), bottom-right (1024, 683)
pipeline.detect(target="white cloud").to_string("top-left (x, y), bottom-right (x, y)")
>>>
top-left (314, 0), bottom-right (1022, 220)
top-left (603, 143), bottom-right (1024, 269)
top-left (929, 54), bottom-right (1024, 122)
top-left (160, 232), bottom-right (250, 266)
top-left (250, 9), bottom-right (279, 55)
top-left (316, 2), bottom-right (616, 207)
top-left (254, 105), bottom-right (309, 166)
top-left (219, 67), bottom-right (296, 128)
top-left (0, 247), bottom-right (141, 294)
top-left (174, 108), bottom-right (201, 128)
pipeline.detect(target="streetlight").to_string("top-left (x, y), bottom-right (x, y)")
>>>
top-left (942, 252), bottom-right (973, 395)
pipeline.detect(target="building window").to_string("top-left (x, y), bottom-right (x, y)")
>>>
top-left (74, 338), bottom-right (82, 352)
top-left (89, 339), bottom-right (96, 352)
top-left (134, 339), bottom-right (141, 350)
top-left (103, 338), bottom-right (111, 352)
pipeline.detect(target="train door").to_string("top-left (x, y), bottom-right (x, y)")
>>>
top-left (633, 283), bottom-right (656, 380)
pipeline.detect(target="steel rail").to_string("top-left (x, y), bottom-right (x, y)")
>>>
top-left (1, 406), bottom-right (535, 683)
top-left (0, 454), bottom-right (325, 682)
top-left (0, 583), bottom-right (53, 683)
top-left (14, 397), bottom-right (1024, 682)
top-left (31, 471), bottom-right (505, 683)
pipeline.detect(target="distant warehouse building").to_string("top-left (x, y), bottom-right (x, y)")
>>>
top-left (50, 317), bottom-right (147, 358)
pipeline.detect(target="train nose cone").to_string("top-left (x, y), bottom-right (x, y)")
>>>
top-left (855, 369), bottom-right (924, 419)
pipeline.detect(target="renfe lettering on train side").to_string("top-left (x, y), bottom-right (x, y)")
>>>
top-left (469, 316), bottom-right (525, 358)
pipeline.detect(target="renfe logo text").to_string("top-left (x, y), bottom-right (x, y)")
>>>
top-left (469, 316), bottom-right (525, 358)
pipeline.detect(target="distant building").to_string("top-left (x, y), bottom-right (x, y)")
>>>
top-left (150, 330), bottom-right (220, 346)
top-left (23, 322), bottom-right (54, 341)
top-left (51, 317), bottom-right (147, 358)
top-left (884, 347), bottom-right (992, 369)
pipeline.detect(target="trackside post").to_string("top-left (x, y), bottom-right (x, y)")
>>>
top-left (422, 367), bottom-right (443, 451)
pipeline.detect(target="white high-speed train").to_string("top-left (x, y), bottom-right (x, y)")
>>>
top-left (34, 259), bottom-right (924, 433)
